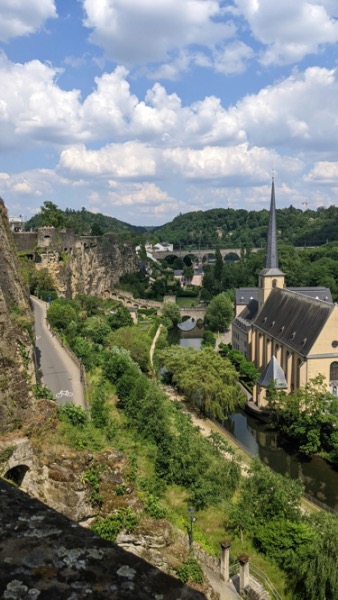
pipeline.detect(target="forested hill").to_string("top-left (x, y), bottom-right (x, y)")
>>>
top-left (25, 202), bottom-right (147, 238)
top-left (25, 201), bottom-right (338, 248)
top-left (153, 205), bottom-right (338, 248)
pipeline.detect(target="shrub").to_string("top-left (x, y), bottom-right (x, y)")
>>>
top-left (176, 556), bottom-right (204, 584)
top-left (91, 508), bottom-right (138, 543)
top-left (58, 403), bottom-right (88, 427)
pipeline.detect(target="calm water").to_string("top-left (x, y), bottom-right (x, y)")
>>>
top-left (172, 326), bottom-right (338, 511)
top-left (223, 410), bottom-right (338, 512)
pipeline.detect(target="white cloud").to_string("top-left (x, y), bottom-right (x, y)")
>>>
top-left (235, 0), bottom-right (338, 65)
top-left (82, 0), bottom-right (235, 66)
top-left (213, 41), bottom-right (255, 74)
top-left (306, 162), bottom-right (338, 183)
top-left (0, 0), bottom-right (57, 43)
top-left (59, 142), bottom-right (157, 178)
top-left (0, 52), bottom-right (84, 149)
top-left (228, 66), bottom-right (338, 153)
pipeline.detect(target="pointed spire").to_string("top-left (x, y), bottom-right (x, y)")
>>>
top-left (266, 177), bottom-right (279, 269)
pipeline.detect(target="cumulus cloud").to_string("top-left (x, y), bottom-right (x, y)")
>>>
top-left (58, 142), bottom-right (158, 178)
top-left (306, 162), bottom-right (338, 183)
top-left (82, 0), bottom-right (235, 66)
top-left (228, 66), bottom-right (338, 153)
top-left (0, 0), bottom-right (57, 43)
top-left (0, 52), bottom-right (84, 149)
top-left (235, 0), bottom-right (338, 65)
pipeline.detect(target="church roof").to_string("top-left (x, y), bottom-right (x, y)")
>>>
top-left (258, 355), bottom-right (288, 389)
top-left (236, 286), bottom-right (332, 305)
top-left (254, 287), bottom-right (334, 356)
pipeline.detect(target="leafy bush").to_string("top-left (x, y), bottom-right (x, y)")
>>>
top-left (58, 403), bottom-right (88, 427)
top-left (176, 556), bottom-right (204, 584)
top-left (144, 494), bottom-right (167, 519)
top-left (91, 508), bottom-right (138, 542)
top-left (32, 383), bottom-right (55, 401)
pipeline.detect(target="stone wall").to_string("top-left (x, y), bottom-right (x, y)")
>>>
top-left (13, 227), bottom-right (139, 298)
top-left (0, 199), bottom-right (34, 434)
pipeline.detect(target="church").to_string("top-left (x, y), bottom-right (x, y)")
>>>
top-left (232, 179), bottom-right (338, 407)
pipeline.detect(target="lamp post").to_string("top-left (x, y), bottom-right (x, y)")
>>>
top-left (188, 506), bottom-right (196, 549)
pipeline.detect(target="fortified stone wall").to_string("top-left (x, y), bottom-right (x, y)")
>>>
top-left (14, 227), bottom-right (139, 298)
top-left (0, 199), bottom-right (34, 434)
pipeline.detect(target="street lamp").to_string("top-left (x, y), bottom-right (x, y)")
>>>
top-left (188, 506), bottom-right (196, 549)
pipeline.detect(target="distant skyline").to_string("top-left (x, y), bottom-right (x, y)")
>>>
top-left (1, 1), bottom-right (338, 225)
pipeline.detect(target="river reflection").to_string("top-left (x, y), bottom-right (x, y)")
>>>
top-left (223, 410), bottom-right (338, 511)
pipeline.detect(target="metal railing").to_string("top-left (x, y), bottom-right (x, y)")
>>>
top-left (229, 561), bottom-right (282, 600)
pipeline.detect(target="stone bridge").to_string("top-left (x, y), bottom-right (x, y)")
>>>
top-left (179, 306), bottom-right (206, 322)
top-left (151, 248), bottom-right (260, 262)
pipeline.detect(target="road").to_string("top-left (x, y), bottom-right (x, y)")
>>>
top-left (31, 296), bottom-right (85, 408)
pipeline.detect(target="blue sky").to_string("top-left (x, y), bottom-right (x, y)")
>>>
top-left (1, 0), bottom-right (338, 225)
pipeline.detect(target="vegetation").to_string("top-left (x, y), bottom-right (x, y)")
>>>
top-left (43, 289), bottom-right (338, 599)
top-left (159, 345), bottom-right (244, 419)
top-left (176, 556), bottom-right (204, 584)
top-left (161, 301), bottom-right (182, 328)
top-left (26, 200), bottom-right (146, 238)
top-left (205, 292), bottom-right (233, 331)
top-left (268, 375), bottom-right (338, 464)
top-left (219, 344), bottom-right (260, 390)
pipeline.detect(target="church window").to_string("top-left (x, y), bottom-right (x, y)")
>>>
top-left (330, 362), bottom-right (338, 381)
top-left (272, 279), bottom-right (277, 288)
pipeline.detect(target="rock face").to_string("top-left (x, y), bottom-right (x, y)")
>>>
top-left (0, 199), bottom-right (34, 434)
top-left (14, 227), bottom-right (138, 297)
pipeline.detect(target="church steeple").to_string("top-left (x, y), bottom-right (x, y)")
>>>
top-left (258, 177), bottom-right (285, 310)
top-left (266, 177), bottom-right (278, 269)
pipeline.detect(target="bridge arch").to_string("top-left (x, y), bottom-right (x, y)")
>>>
top-left (183, 253), bottom-right (199, 266)
top-left (202, 253), bottom-right (216, 263)
top-left (224, 251), bottom-right (240, 262)
top-left (4, 464), bottom-right (30, 487)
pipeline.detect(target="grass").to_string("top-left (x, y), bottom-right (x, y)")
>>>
top-left (175, 296), bottom-right (201, 308)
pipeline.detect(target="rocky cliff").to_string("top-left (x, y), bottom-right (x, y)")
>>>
top-left (14, 227), bottom-right (138, 297)
top-left (0, 199), bottom-right (35, 433)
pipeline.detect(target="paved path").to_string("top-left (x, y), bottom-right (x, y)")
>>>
top-left (31, 297), bottom-right (85, 409)
top-left (149, 324), bottom-right (163, 369)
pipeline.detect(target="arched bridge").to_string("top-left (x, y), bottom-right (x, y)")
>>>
top-left (152, 248), bottom-right (260, 262)
top-left (179, 307), bottom-right (206, 322)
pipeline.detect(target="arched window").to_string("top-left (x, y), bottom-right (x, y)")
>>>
top-left (272, 279), bottom-right (277, 288)
top-left (330, 362), bottom-right (338, 381)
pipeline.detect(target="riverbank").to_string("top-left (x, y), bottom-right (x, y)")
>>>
top-left (161, 384), bottom-right (335, 515)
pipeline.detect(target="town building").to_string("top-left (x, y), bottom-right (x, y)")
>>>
top-left (232, 179), bottom-right (338, 407)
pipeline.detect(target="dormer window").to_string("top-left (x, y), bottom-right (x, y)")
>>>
top-left (271, 320), bottom-right (275, 327)
top-left (290, 332), bottom-right (296, 339)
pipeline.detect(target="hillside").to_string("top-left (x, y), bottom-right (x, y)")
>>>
top-left (25, 202), bottom-right (147, 238)
top-left (154, 205), bottom-right (338, 248)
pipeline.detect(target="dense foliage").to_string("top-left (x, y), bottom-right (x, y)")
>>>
top-left (268, 376), bottom-right (338, 464)
top-left (159, 345), bottom-right (244, 418)
top-left (25, 200), bottom-right (146, 238)
top-left (154, 205), bottom-right (338, 249)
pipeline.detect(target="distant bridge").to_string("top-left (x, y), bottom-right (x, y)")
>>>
top-left (152, 248), bottom-right (260, 262)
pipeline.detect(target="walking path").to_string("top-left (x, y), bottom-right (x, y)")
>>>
top-left (149, 323), bottom-right (163, 369)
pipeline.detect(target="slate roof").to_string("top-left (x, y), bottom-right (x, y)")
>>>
top-left (258, 355), bottom-right (288, 389)
top-left (254, 287), bottom-right (334, 356)
top-left (235, 299), bottom-right (259, 326)
top-left (266, 178), bottom-right (279, 269)
top-left (236, 286), bottom-right (332, 305)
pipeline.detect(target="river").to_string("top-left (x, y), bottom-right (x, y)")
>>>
top-left (175, 327), bottom-right (338, 512)
top-left (223, 410), bottom-right (338, 512)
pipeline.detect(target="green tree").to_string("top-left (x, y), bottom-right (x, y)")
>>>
top-left (40, 201), bottom-right (68, 229)
top-left (292, 512), bottom-right (338, 600)
top-left (107, 327), bottom-right (151, 371)
top-left (205, 292), bottom-right (233, 331)
top-left (107, 305), bottom-right (133, 330)
top-left (159, 345), bottom-right (243, 418)
top-left (161, 302), bottom-right (182, 328)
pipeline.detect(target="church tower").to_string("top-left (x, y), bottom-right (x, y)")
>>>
top-left (258, 178), bottom-right (285, 310)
